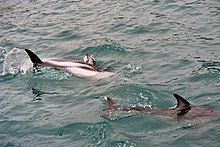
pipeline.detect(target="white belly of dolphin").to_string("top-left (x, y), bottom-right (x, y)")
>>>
top-left (66, 67), bottom-right (115, 79)
top-left (65, 67), bottom-right (99, 77)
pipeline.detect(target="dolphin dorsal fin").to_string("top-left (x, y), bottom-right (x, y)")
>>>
top-left (173, 94), bottom-right (190, 109)
top-left (25, 49), bottom-right (43, 67)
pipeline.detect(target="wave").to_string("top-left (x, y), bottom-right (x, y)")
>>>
top-left (1, 47), bottom-right (32, 76)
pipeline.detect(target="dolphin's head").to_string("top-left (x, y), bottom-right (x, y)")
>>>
top-left (83, 54), bottom-right (96, 66)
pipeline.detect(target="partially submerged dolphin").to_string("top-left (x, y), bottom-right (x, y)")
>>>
top-left (25, 49), bottom-right (115, 80)
top-left (102, 94), bottom-right (220, 120)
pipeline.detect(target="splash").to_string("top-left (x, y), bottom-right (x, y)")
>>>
top-left (2, 47), bottom-right (32, 76)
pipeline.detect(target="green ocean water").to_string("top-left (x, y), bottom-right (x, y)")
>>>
top-left (0, 0), bottom-right (220, 146)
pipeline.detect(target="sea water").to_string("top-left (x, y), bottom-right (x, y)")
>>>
top-left (0, 0), bottom-right (220, 146)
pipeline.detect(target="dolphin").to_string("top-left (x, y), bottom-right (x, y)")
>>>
top-left (102, 94), bottom-right (220, 120)
top-left (24, 49), bottom-right (115, 80)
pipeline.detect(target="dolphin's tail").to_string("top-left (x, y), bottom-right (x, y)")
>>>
top-left (25, 49), bottom-right (43, 67)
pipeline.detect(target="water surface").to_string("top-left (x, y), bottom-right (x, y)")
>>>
top-left (0, 0), bottom-right (220, 146)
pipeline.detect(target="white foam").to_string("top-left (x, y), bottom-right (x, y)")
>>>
top-left (2, 47), bottom-right (32, 76)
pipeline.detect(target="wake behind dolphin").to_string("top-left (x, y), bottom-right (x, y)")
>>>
top-left (102, 94), bottom-right (220, 120)
top-left (25, 49), bottom-right (115, 80)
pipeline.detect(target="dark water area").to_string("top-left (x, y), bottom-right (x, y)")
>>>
top-left (0, 0), bottom-right (220, 146)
